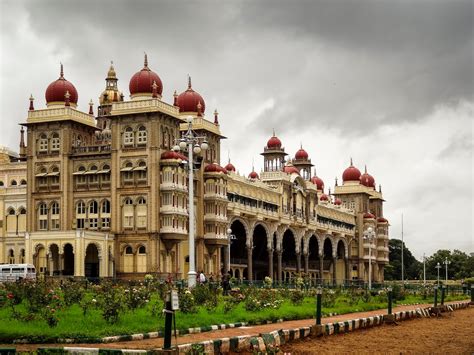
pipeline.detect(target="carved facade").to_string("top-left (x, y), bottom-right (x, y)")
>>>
top-left (0, 56), bottom-right (390, 284)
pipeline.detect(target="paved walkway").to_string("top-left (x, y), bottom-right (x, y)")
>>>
top-left (8, 300), bottom-right (468, 351)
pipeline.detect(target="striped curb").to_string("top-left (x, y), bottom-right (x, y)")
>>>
top-left (37, 348), bottom-right (150, 354)
top-left (175, 301), bottom-right (470, 354)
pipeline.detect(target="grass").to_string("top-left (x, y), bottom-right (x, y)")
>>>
top-left (0, 293), bottom-right (469, 342)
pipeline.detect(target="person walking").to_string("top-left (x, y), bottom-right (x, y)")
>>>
top-left (199, 270), bottom-right (206, 284)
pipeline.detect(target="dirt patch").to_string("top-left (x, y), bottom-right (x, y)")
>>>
top-left (280, 307), bottom-right (474, 354)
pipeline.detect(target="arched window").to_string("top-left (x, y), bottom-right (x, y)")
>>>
top-left (20, 179), bottom-right (27, 186)
top-left (19, 208), bottom-right (26, 215)
top-left (123, 198), bottom-right (134, 228)
top-left (89, 165), bottom-right (98, 184)
top-left (136, 161), bottom-right (147, 182)
top-left (137, 245), bottom-right (147, 272)
top-left (10, 180), bottom-right (17, 186)
top-left (138, 245), bottom-right (146, 254)
top-left (39, 133), bottom-right (48, 152)
top-left (8, 249), bottom-right (14, 264)
top-left (38, 202), bottom-right (48, 230)
top-left (0, 181), bottom-right (4, 187)
top-left (125, 246), bottom-right (133, 254)
top-left (100, 164), bottom-right (111, 183)
top-left (122, 162), bottom-right (134, 184)
top-left (100, 199), bottom-right (111, 229)
top-left (136, 197), bottom-right (147, 228)
top-left (50, 166), bottom-right (60, 187)
top-left (137, 126), bottom-right (147, 145)
top-left (51, 133), bottom-right (60, 151)
top-left (88, 200), bottom-right (99, 229)
top-left (51, 201), bottom-right (60, 230)
top-left (123, 127), bottom-right (134, 146)
top-left (76, 201), bottom-right (86, 229)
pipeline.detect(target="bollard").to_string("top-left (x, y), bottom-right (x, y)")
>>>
top-left (163, 291), bottom-right (173, 350)
top-left (434, 286), bottom-right (438, 307)
top-left (441, 286), bottom-right (445, 305)
top-left (387, 287), bottom-right (393, 315)
top-left (316, 287), bottom-right (322, 325)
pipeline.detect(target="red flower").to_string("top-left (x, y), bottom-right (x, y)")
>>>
top-left (7, 293), bottom-right (14, 300)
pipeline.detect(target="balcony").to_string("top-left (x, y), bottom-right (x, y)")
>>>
top-left (204, 214), bottom-right (228, 223)
top-left (160, 206), bottom-right (188, 216)
top-left (72, 145), bottom-right (111, 155)
top-left (160, 182), bottom-right (188, 193)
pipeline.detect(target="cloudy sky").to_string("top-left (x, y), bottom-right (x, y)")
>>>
top-left (1, 0), bottom-right (472, 258)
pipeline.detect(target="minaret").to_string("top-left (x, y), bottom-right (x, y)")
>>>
top-left (98, 61), bottom-right (122, 117)
top-left (292, 143), bottom-right (313, 180)
top-left (261, 130), bottom-right (287, 172)
top-left (19, 127), bottom-right (26, 159)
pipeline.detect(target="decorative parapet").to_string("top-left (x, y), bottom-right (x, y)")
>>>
top-left (27, 107), bottom-right (96, 128)
top-left (180, 117), bottom-right (222, 136)
top-left (110, 98), bottom-right (182, 119)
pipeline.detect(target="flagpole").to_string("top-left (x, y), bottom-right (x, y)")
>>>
top-left (401, 213), bottom-right (404, 287)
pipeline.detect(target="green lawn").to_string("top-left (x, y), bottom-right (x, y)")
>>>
top-left (0, 292), bottom-right (469, 343)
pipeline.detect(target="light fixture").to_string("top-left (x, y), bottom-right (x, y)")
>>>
top-left (179, 139), bottom-right (187, 150)
top-left (201, 140), bottom-right (208, 151)
top-left (193, 145), bottom-right (201, 154)
top-left (172, 145), bottom-right (180, 152)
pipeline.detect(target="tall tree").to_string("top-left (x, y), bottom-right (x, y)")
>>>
top-left (385, 239), bottom-right (422, 280)
top-left (425, 249), bottom-right (473, 281)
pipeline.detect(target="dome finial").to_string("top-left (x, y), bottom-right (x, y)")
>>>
top-left (364, 165), bottom-right (367, 174)
top-left (272, 128), bottom-right (276, 136)
top-left (173, 90), bottom-right (178, 106)
top-left (60, 62), bottom-right (64, 78)
top-left (300, 142), bottom-right (303, 149)
top-left (214, 109), bottom-right (219, 124)
top-left (29, 94), bottom-right (34, 111)
top-left (188, 75), bottom-right (192, 89)
top-left (89, 99), bottom-right (94, 115)
top-left (144, 53), bottom-right (148, 68)
top-left (335, 176), bottom-right (338, 186)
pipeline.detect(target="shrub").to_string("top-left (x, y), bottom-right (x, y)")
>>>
top-left (290, 289), bottom-right (304, 305)
top-left (179, 290), bottom-right (197, 314)
top-left (321, 289), bottom-right (337, 307)
top-left (61, 280), bottom-right (85, 307)
top-left (97, 284), bottom-right (124, 323)
top-left (192, 284), bottom-right (212, 304)
top-left (125, 286), bottom-right (150, 311)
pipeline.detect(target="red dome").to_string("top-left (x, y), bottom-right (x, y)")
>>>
top-left (320, 194), bottom-right (329, 201)
top-left (267, 133), bottom-right (282, 149)
top-left (294, 148), bottom-right (308, 160)
top-left (283, 164), bottom-right (299, 175)
top-left (176, 77), bottom-right (205, 114)
top-left (45, 64), bottom-right (78, 105)
top-left (360, 167), bottom-right (375, 188)
top-left (334, 198), bottom-right (342, 206)
top-left (129, 55), bottom-right (163, 96)
top-left (310, 176), bottom-right (324, 191)
top-left (363, 212), bottom-right (375, 219)
top-left (342, 159), bottom-right (361, 182)
top-left (224, 162), bottom-right (236, 172)
top-left (377, 217), bottom-right (388, 223)
top-left (248, 171), bottom-right (259, 179)
top-left (161, 151), bottom-right (187, 160)
top-left (204, 163), bottom-right (227, 173)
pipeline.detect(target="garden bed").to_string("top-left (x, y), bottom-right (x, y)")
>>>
top-left (0, 278), bottom-right (468, 343)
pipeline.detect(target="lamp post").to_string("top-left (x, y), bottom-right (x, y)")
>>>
top-left (423, 253), bottom-right (426, 287)
top-left (363, 226), bottom-right (375, 290)
top-left (173, 116), bottom-right (208, 288)
top-left (226, 228), bottom-right (236, 273)
top-left (435, 262), bottom-right (441, 286)
top-left (443, 257), bottom-right (450, 284)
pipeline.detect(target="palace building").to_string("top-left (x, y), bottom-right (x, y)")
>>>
top-left (0, 55), bottom-right (390, 284)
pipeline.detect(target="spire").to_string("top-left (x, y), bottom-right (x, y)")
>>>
top-left (335, 176), bottom-right (338, 186)
top-left (214, 109), bottom-right (219, 124)
top-left (29, 94), bottom-right (34, 111)
top-left (20, 127), bottom-right (25, 148)
top-left (173, 90), bottom-right (178, 106)
top-left (272, 128), bottom-right (276, 136)
top-left (188, 75), bottom-right (192, 89)
top-left (350, 157), bottom-right (353, 166)
top-left (64, 90), bottom-right (70, 107)
top-left (144, 53), bottom-right (148, 68)
top-left (329, 187), bottom-right (332, 195)
top-left (365, 165), bottom-right (367, 174)
top-left (379, 184), bottom-right (382, 193)
top-left (300, 142), bottom-right (303, 149)
top-left (89, 99), bottom-right (94, 115)
top-left (60, 62), bottom-right (64, 78)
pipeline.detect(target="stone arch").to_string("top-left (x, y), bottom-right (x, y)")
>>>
top-left (281, 228), bottom-right (296, 269)
top-left (253, 222), bottom-right (271, 249)
top-left (63, 243), bottom-right (74, 276)
top-left (229, 218), bottom-right (248, 269)
top-left (252, 223), bottom-right (269, 280)
top-left (85, 243), bottom-right (100, 278)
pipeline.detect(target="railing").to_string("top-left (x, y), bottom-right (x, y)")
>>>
top-left (72, 145), bottom-right (111, 155)
top-left (111, 98), bottom-right (180, 117)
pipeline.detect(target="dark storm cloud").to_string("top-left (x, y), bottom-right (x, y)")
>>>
top-left (18, 0), bottom-right (474, 138)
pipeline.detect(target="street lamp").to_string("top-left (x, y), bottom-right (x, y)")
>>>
top-left (174, 116), bottom-right (208, 288)
top-left (444, 257), bottom-right (450, 284)
top-left (363, 226), bottom-right (376, 290)
top-left (435, 262), bottom-right (442, 286)
top-left (226, 228), bottom-right (236, 273)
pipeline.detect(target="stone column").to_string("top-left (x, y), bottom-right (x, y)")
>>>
top-left (296, 252), bottom-right (301, 273)
top-left (267, 248), bottom-right (273, 280)
top-left (319, 253), bottom-right (324, 284)
top-left (59, 253), bottom-right (64, 276)
top-left (246, 246), bottom-right (253, 282)
top-left (332, 257), bottom-right (337, 285)
top-left (223, 246), bottom-right (229, 275)
top-left (277, 251), bottom-right (282, 282)
top-left (304, 253), bottom-right (309, 274)
top-left (345, 257), bottom-right (350, 285)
